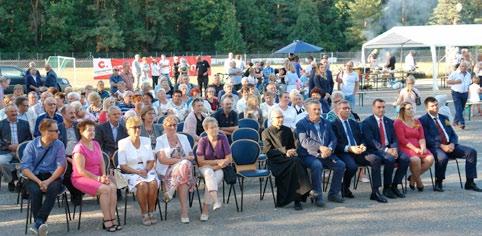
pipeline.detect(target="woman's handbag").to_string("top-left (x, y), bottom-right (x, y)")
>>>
top-left (113, 168), bottom-right (128, 189)
top-left (414, 90), bottom-right (422, 106)
top-left (222, 165), bottom-right (237, 185)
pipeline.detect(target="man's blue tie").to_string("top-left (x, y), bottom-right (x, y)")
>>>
top-left (344, 120), bottom-right (357, 146)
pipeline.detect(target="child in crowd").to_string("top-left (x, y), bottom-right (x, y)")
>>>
top-left (468, 76), bottom-right (482, 116)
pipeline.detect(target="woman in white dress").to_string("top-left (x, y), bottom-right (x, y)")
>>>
top-left (155, 115), bottom-right (196, 223)
top-left (118, 116), bottom-right (160, 226)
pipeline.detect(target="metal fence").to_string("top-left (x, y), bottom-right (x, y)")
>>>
top-left (0, 48), bottom-right (477, 68)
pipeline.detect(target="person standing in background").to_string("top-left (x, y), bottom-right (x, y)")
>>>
top-left (447, 62), bottom-right (471, 129)
top-left (196, 56), bottom-right (211, 97)
top-left (131, 54), bottom-right (142, 90)
top-left (151, 59), bottom-right (161, 88)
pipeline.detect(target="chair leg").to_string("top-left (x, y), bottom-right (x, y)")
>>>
top-left (454, 159), bottom-right (463, 189)
top-left (115, 205), bottom-right (120, 225)
top-left (25, 199), bottom-right (30, 235)
top-left (269, 176), bottom-right (276, 208)
top-left (63, 193), bottom-right (70, 232)
top-left (197, 187), bottom-right (202, 212)
top-left (124, 189), bottom-right (128, 225)
top-left (222, 181), bottom-right (225, 204)
top-left (156, 192), bottom-right (163, 221)
top-left (239, 177), bottom-right (244, 212)
top-left (231, 184), bottom-right (239, 212)
top-left (429, 167), bottom-right (435, 191)
top-left (259, 177), bottom-right (263, 200)
top-left (323, 169), bottom-right (332, 192)
top-left (366, 167), bottom-right (373, 190)
top-left (354, 168), bottom-right (361, 190)
top-left (164, 201), bottom-right (168, 220)
top-left (77, 198), bottom-right (82, 230)
top-left (261, 177), bottom-right (269, 200)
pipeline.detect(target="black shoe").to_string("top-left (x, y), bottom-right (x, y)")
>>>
top-left (327, 194), bottom-right (345, 203)
top-left (465, 182), bottom-right (482, 192)
top-left (294, 201), bottom-right (303, 211)
top-left (382, 187), bottom-right (397, 199)
top-left (342, 188), bottom-right (354, 198)
top-left (370, 191), bottom-right (388, 203)
top-left (433, 182), bottom-right (444, 192)
top-left (391, 186), bottom-right (405, 198)
top-left (8, 181), bottom-right (15, 192)
top-left (314, 196), bottom-right (325, 207)
top-left (408, 175), bottom-right (415, 191)
top-left (417, 185), bottom-right (424, 192)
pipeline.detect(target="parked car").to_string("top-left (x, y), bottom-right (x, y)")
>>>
top-left (0, 65), bottom-right (71, 94)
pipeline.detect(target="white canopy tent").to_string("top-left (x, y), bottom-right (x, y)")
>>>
top-left (361, 24), bottom-right (482, 90)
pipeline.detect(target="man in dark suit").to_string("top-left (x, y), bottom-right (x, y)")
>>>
top-left (419, 96), bottom-right (481, 192)
top-left (95, 106), bottom-right (128, 157)
top-left (0, 104), bottom-right (32, 191)
top-left (362, 99), bottom-right (409, 198)
top-left (44, 64), bottom-right (58, 89)
top-left (25, 67), bottom-right (43, 93)
top-left (331, 100), bottom-right (387, 203)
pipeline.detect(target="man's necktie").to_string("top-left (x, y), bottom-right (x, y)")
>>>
top-left (379, 118), bottom-right (386, 146)
top-left (344, 120), bottom-right (357, 146)
top-left (433, 118), bottom-right (448, 144)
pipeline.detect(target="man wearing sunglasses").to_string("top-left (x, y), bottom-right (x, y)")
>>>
top-left (21, 119), bottom-right (66, 236)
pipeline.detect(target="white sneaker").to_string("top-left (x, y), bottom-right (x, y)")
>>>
top-left (38, 224), bottom-right (48, 236)
top-left (180, 217), bottom-right (190, 224)
top-left (200, 214), bottom-right (209, 222)
top-left (28, 225), bottom-right (38, 235)
top-left (213, 201), bottom-right (222, 211)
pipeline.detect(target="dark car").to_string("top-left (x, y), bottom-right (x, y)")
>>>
top-left (0, 65), bottom-right (71, 94)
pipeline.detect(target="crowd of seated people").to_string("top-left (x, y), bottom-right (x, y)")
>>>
top-left (0, 57), bottom-right (480, 235)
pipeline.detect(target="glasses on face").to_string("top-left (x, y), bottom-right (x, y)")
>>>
top-left (48, 129), bottom-right (59, 133)
top-left (129, 126), bottom-right (141, 130)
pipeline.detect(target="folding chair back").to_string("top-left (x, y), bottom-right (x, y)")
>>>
top-left (102, 152), bottom-right (111, 173)
top-left (176, 122), bottom-right (184, 132)
top-left (239, 118), bottom-right (260, 132)
top-left (178, 132), bottom-right (195, 148)
top-left (231, 139), bottom-right (260, 173)
top-left (16, 141), bottom-right (31, 162)
top-left (232, 128), bottom-right (259, 143)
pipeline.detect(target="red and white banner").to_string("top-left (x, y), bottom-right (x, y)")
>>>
top-left (93, 56), bottom-right (212, 80)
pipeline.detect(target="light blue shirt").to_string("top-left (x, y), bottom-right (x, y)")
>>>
top-left (20, 137), bottom-right (66, 175)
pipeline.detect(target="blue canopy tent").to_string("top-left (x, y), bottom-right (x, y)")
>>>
top-left (274, 40), bottom-right (323, 54)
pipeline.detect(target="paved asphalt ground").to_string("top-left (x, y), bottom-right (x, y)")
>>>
top-left (1, 81), bottom-right (481, 236)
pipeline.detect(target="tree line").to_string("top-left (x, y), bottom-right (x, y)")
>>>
top-left (0, 0), bottom-right (479, 54)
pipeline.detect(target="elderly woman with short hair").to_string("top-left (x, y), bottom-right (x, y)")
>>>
top-left (87, 92), bottom-right (102, 121)
top-left (196, 117), bottom-right (232, 221)
top-left (71, 101), bottom-right (96, 122)
top-left (155, 115), bottom-right (195, 223)
top-left (140, 106), bottom-right (160, 148)
top-left (118, 116), bottom-right (160, 226)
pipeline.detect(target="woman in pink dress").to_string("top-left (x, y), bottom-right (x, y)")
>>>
top-left (394, 102), bottom-right (434, 191)
top-left (72, 120), bottom-right (120, 232)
